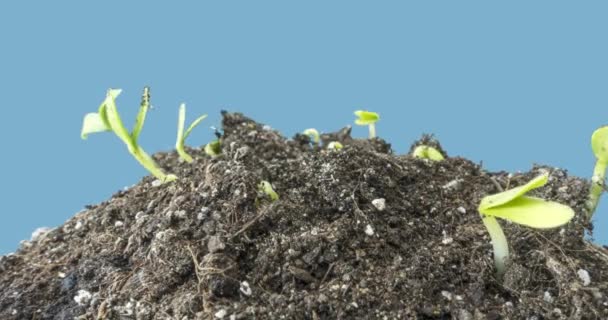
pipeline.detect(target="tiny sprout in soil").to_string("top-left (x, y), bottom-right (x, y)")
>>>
top-left (478, 173), bottom-right (575, 276)
top-left (587, 125), bottom-right (608, 219)
top-left (303, 128), bottom-right (320, 145)
top-left (175, 103), bottom-right (207, 163)
top-left (327, 141), bottom-right (344, 150)
top-left (81, 88), bottom-right (177, 183)
top-left (258, 180), bottom-right (279, 202)
top-left (412, 145), bottom-right (445, 161)
top-left (354, 110), bottom-right (379, 139)
top-left (205, 140), bottom-right (221, 157)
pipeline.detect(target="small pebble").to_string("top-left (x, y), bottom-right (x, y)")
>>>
top-left (457, 207), bottom-right (466, 214)
top-left (543, 291), bottom-right (554, 303)
top-left (74, 290), bottom-right (92, 306)
top-left (151, 179), bottom-right (162, 187)
top-left (441, 291), bottom-right (452, 301)
top-left (364, 224), bottom-right (374, 236)
top-left (114, 221), bottom-right (124, 227)
top-left (577, 269), bottom-right (591, 286)
top-left (371, 198), bottom-right (386, 211)
top-left (240, 281), bottom-right (252, 296)
top-left (215, 309), bottom-right (227, 319)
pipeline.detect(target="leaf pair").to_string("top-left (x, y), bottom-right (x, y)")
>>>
top-left (176, 104), bottom-right (207, 163)
top-left (478, 173), bottom-right (574, 276)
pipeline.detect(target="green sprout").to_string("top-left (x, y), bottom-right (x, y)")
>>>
top-left (175, 103), bottom-right (207, 163)
top-left (586, 126), bottom-right (608, 219)
top-left (205, 140), bottom-right (221, 157)
top-left (327, 141), bottom-right (343, 150)
top-left (412, 145), bottom-right (445, 161)
top-left (81, 88), bottom-right (177, 183)
top-left (354, 110), bottom-right (380, 139)
top-left (303, 128), bottom-right (320, 145)
top-left (258, 180), bottom-right (279, 201)
top-left (478, 173), bottom-right (574, 276)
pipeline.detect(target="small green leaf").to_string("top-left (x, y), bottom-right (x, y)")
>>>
top-left (479, 174), bottom-right (548, 211)
top-left (259, 180), bottom-right (279, 201)
top-left (81, 113), bottom-right (109, 139)
top-left (184, 114), bottom-right (207, 140)
top-left (412, 145), bottom-right (444, 161)
top-left (102, 89), bottom-right (135, 151)
top-left (205, 140), bottom-right (221, 156)
top-left (482, 196), bottom-right (575, 229)
top-left (354, 110), bottom-right (379, 125)
top-left (592, 126), bottom-right (608, 163)
top-left (327, 141), bottom-right (343, 150)
top-left (132, 87), bottom-right (150, 143)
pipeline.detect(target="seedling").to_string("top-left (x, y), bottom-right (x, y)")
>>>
top-left (478, 173), bottom-right (574, 276)
top-left (175, 103), bottom-right (207, 163)
top-left (204, 140), bottom-right (221, 157)
top-left (258, 181), bottom-right (279, 201)
top-left (586, 126), bottom-right (608, 219)
top-left (354, 110), bottom-right (380, 139)
top-left (327, 141), bottom-right (343, 150)
top-left (303, 128), bottom-right (320, 145)
top-left (412, 145), bottom-right (444, 161)
top-left (81, 88), bottom-right (177, 183)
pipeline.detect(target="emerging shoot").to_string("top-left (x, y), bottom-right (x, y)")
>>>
top-left (205, 140), bottom-right (221, 157)
top-left (354, 110), bottom-right (380, 139)
top-left (586, 126), bottom-right (608, 219)
top-left (478, 173), bottom-right (574, 277)
top-left (303, 128), bottom-right (320, 145)
top-left (327, 141), bottom-right (343, 150)
top-left (258, 180), bottom-right (279, 202)
top-left (175, 103), bottom-right (207, 163)
top-left (81, 88), bottom-right (177, 183)
top-left (412, 145), bottom-right (445, 161)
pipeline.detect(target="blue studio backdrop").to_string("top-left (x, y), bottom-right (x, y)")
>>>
top-left (1, 1), bottom-right (607, 254)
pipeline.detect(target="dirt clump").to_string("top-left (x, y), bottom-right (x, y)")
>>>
top-left (1, 112), bottom-right (607, 319)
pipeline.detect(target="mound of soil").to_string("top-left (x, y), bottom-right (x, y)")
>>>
top-left (1, 112), bottom-right (608, 319)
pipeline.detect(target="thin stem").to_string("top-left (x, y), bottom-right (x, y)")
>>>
top-left (587, 160), bottom-right (607, 219)
top-left (482, 216), bottom-right (509, 277)
top-left (369, 123), bottom-right (376, 139)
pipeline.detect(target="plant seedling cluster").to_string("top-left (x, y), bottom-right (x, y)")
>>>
top-left (412, 145), bottom-right (444, 161)
top-left (478, 173), bottom-right (575, 276)
top-left (81, 88), bottom-right (177, 183)
top-left (82, 88), bottom-right (209, 183)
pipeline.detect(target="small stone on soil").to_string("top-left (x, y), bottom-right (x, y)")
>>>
top-left (577, 269), bottom-right (591, 286)
top-left (73, 289), bottom-right (92, 306)
top-left (372, 198), bottom-right (386, 211)
top-left (365, 224), bottom-right (374, 236)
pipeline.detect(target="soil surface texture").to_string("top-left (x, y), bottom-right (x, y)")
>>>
top-left (1, 112), bottom-right (608, 319)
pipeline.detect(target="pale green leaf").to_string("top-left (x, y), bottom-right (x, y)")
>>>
top-left (184, 114), bottom-right (207, 140)
top-left (81, 113), bottom-right (110, 139)
top-left (482, 196), bottom-right (575, 229)
top-left (103, 89), bottom-right (135, 151)
top-left (132, 87), bottom-right (150, 143)
top-left (592, 126), bottom-right (608, 162)
top-left (354, 110), bottom-right (379, 125)
top-left (426, 147), bottom-right (445, 161)
top-left (479, 174), bottom-right (548, 211)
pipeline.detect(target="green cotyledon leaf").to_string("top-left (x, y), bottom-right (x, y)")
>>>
top-left (479, 174), bottom-right (548, 212)
top-left (480, 196), bottom-right (575, 229)
top-left (592, 126), bottom-right (608, 163)
top-left (354, 110), bottom-right (379, 125)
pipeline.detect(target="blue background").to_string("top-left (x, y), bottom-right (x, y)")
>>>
top-left (1, 1), bottom-right (607, 254)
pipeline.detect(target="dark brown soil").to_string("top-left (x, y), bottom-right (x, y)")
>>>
top-left (1, 112), bottom-right (608, 319)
